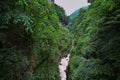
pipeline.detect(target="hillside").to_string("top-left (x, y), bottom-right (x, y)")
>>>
top-left (68, 0), bottom-right (120, 80)
top-left (69, 6), bottom-right (89, 19)
top-left (0, 0), bottom-right (71, 80)
top-left (0, 0), bottom-right (120, 80)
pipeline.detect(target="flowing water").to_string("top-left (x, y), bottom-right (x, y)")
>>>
top-left (58, 54), bottom-right (70, 80)
top-left (58, 39), bottom-right (74, 80)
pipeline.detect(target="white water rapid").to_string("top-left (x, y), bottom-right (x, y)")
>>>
top-left (58, 54), bottom-right (70, 80)
top-left (58, 39), bottom-right (74, 80)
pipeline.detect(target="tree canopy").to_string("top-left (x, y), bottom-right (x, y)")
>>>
top-left (68, 0), bottom-right (120, 80)
top-left (0, 0), bottom-right (120, 80)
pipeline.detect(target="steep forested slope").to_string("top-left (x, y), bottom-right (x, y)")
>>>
top-left (69, 6), bottom-right (88, 20)
top-left (69, 9), bottom-right (80, 20)
top-left (1, 0), bottom-right (120, 80)
top-left (0, 0), bottom-right (72, 80)
top-left (68, 0), bottom-right (120, 80)
top-left (54, 4), bottom-right (69, 25)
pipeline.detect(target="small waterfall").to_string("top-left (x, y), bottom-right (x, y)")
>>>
top-left (58, 54), bottom-right (70, 80)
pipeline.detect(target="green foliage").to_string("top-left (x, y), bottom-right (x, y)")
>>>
top-left (69, 6), bottom-right (88, 20)
top-left (68, 0), bottom-right (120, 80)
top-left (54, 4), bottom-right (69, 25)
top-left (72, 58), bottom-right (113, 80)
top-left (0, 48), bottom-right (29, 80)
top-left (0, 0), bottom-right (72, 80)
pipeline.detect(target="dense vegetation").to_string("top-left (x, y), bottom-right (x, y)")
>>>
top-left (1, 0), bottom-right (120, 80)
top-left (0, 0), bottom-right (71, 80)
top-left (69, 6), bottom-right (88, 20)
top-left (54, 4), bottom-right (69, 26)
top-left (68, 0), bottom-right (120, 80)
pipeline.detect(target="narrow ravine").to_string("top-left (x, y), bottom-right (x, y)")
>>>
top-left (58, 54), bottom-right (70, 80)
top-left (58, 39), bottom-right (74, 80)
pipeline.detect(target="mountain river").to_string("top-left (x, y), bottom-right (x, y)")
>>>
top-left (58, 54), bottom-right (70, 80)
